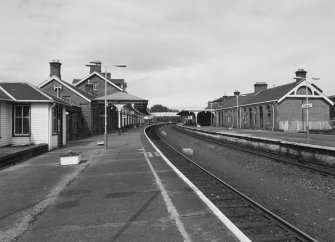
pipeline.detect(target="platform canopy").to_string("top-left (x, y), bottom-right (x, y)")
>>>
top-left (177, 109), bottom-right (214, 116)
top-left (94, 91), bottom-right (149, 114)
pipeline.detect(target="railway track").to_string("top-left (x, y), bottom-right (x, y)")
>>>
top-left (174, 125), bottom-right (335, 177)
top-left (146, 124), bottom-right (317, 242)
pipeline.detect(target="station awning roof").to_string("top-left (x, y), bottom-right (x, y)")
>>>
top-left (94, 91), bottom-right (149, 115)
top-left (177, 109), bottom-right (214, 116)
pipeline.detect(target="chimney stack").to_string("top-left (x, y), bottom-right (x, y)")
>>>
top-left (86, 60), bottom-right (101, 74)
top-left (254, 82), bottom-right (268, 93)
top-left (102, 72), bottom-right (111, 80)
top-left (50, 60), bottom-right (61, 79)
top-left (295, 68), bottom-right (307, 82)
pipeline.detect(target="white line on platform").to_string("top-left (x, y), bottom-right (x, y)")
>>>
top-left (144, 127), bottom-right (251, 242)
top-left (142, 147), bottom-right (191, 242)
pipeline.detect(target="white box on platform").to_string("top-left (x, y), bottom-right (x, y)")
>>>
top-left (60, 154), bottom-right (81, 166)
top-left (182, 148), bottom-right (194, 155)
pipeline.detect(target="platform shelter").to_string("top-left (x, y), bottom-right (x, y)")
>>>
top-left (94, 91), bottom-right (148, 132)
top-left (177, 109), bottom-right (215, 126)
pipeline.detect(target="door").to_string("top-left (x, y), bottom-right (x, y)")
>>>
top-left (57, 107), bottom-right (63, 147)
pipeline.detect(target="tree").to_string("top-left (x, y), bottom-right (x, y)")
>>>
top-left (149, 104), bottom-right (170, 113)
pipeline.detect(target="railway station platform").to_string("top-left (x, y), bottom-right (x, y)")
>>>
top-left (177, 124), bottom-right (335, 165)
top-left (187, 125), bottom-right (335, 148)
top-left (0, 125), bottom-right (245, 242)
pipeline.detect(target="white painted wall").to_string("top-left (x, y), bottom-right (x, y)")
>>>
top-left (31, 103), bottom-right (49, 144)
top-left (11, 103), bottom-right (49, 146)
top-left (0, 102), bottom-right (67, 150)
top-left (0, 102), bottom-right (12, 147)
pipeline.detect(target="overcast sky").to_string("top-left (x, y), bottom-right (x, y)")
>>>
top-left (0, 0), bottom-right (334, 110)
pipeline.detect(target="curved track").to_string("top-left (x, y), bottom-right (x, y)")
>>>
top-left (146, 124), bottom-right (317, 242)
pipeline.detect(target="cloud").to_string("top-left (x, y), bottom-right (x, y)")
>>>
top-left (0, 0), bottom-right (334, 110)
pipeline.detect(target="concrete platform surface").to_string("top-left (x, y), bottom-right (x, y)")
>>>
top-left (0, 126), bottom-right (241, 242)
top-left (191, 126), bottom-right (335, 148)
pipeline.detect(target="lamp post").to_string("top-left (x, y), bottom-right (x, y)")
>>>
top-left (104, 64), bottom-right (126, 149)
top-left (305, 78), bottom-right (309, 138)
top-left (236, 93), bottom-right (246, 129)
top-left (236, 95), bottom-right (239, 129)
top-left (210, 101), bottom-right (213, 127)
top-left (305, 77), bottom-right (319, 138)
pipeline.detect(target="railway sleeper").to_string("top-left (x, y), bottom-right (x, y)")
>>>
top-left (215, 202), bottom-right (250, 209)
top-left (249, 234), bottom-right (300, 242)
top-left (234, 221), bottom-right (274, 229)
top-left (192, 181), bottom-right (221, 187)
top-left (208, 196), bottom-right (242, 202)
top-left (223, 210), bottom-right (263, 218)
top-left (203, 192), bottom-right (236, 199)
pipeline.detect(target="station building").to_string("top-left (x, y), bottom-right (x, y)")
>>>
top-left (179, 69), bottom-right (334, 132)
top-left (0, 82), bottom-right (71, 150)
top-left (39, 60), bottom-right (148, 138)
top-left (213, 69), bottom-right (334, 132)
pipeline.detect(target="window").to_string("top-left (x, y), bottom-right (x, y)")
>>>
top-left (14, 105), bottom-right (30, 136)
top-left (93, 82), bottom-right (98, 90)
top-left (267, 105), bottom-right (271, 119)
top-left (253, 108), bottom-right (257, 125)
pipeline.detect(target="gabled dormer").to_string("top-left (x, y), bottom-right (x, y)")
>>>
top-left (38, 61), bottom-right (95, 104)
top-left (72, 61), bottom-right (124, 97)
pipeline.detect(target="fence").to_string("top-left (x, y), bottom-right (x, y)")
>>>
top-left (279, 120), bottom-right (334, 132)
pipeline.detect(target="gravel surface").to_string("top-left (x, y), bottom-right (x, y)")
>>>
top-left (160, 125), bottom-right (335, 242)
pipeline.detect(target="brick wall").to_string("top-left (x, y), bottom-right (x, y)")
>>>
top-left (75, 74), bottom-right (121, 97)
top-left (330, 97), bottom-right (335, 120)
top-left (278, 98), bottom-right (330, 122)
top-left (41, 79), bottom-right (89, 105)
top-left (40, 79), bottom-right (92, 138)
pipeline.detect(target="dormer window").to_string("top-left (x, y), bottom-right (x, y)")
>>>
top-left (53, 85), bottom-right (62, 97)
top-left (93, 82), bottom-right (98, 90)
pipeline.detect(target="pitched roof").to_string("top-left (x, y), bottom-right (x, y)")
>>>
top-left (0, 83), bottom-right (51, 101)
top-left (38, 76), bottom-right (95, 102)
top-left (73, 72), bottom-right (123, 91)
top-left (94, 91), bottom-right (148, 114)
top-left (0, 88), bottom-right (13, 101)
top-left (39, 90), bottom-right (73, 107)
top-left (216, 80), bottom-right (333, 110)
top-left (94, 91), bottom-right (147, 102)
top-left (215, 81), bottom-right (299, 110)
top-left (111, 79), bottom-right (124, 85)
top-left (0, 82), bottom-right (72, 106)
